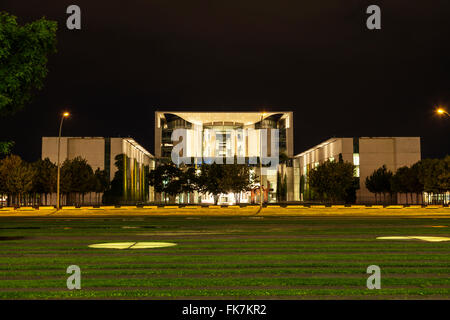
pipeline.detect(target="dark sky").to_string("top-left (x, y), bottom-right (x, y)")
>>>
top-left (1, 0), bottom-right (449, 161)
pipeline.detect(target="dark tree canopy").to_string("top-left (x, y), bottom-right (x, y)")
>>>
top-left (308, 159), bottom-right (358, 203)
top-left (0, 11), bottom-right (57, 115)
top-left (365, 164), bottom-right (393, 203)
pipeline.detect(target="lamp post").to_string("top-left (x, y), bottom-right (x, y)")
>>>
top-left (257, 112), bottom-right (267, 214)
top-left (436, 107), bottom-right (450, 118)
top-left (56, 112), bottom-right (70, 210)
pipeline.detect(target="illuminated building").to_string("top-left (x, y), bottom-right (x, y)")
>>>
top-left (41, 137), bottom-right (155, 203)
top-left (155, 111), bottom-right (293, 204)
top-left (293, 137), bottom-right (421, 203)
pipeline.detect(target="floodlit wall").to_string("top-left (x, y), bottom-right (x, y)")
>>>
top-left (358, 137), bottom-right (421, 203)
top-left (42, 137), bottom-right (154, 204)
top-left (295, 137), bottom-right (421, 204)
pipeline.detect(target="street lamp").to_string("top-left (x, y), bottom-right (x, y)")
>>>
top-left (436, 107), bottom-right (450, 117)
top-left (56, 111), bottom-right (70, 210)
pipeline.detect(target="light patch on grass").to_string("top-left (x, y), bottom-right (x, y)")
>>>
top-left (88, 242), bottom-right (177, 249)
top-left (377, 236), bottom-right (450, 242)
top-left (135, 230), bottom-right (240, 236)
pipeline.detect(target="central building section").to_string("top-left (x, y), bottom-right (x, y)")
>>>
top-left (154, 111), bottom-right (293, 159)
top-left (154, 111), bottom-right (293, 204)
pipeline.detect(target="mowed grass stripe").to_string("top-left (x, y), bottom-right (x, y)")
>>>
top-left (1, 241), bottom-right (450, 251)
top-left (4, 273), bottom-right (449, 280)
top-left (3, 237), bottom-right (450, 246)
top-left (1, 254), bottom-right (449, 265)
top-left (0, 288), bottom-right (449, 299)
top-left (1, 262), bottom-right (449, 271)
top-left (1, 268), bottom-right (449, 277)
top-left (1, 277), bottom-right (450, 289)
top-left (2, 241), bottom-right (449, 250)
top-left (2, 250), bottom-right (450, 257)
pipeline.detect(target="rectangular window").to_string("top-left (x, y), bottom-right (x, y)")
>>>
top-left (353, 153), bottom-right (360, 166)
top-left (354, 166), bottom-right (360, 177)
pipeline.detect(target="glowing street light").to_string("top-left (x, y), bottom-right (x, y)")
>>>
top-left (436, 107), bottom-right (449, 117)
top-left (56, 111), bottom-right (70, 210)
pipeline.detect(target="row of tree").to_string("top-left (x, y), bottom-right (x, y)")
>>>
top-left (307, 155), bottom-right (359, 203)
top-left (0, 155), bottom-right (109, 206)
top-left (365, 156), bottom-right (450, 204)
top-left (148, 162), bottom-right (257, 204)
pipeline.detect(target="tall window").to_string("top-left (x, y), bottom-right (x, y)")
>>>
top-left (353, 153), bottom-right (360, 177)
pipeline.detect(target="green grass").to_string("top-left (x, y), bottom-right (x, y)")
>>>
top-left (0, 215), bottom-right (449, 299)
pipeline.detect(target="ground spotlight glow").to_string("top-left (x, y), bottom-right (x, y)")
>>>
top-left (88, 242), bottom-right (177, 249)
top-left (377, 236), bottom-right (450, 242)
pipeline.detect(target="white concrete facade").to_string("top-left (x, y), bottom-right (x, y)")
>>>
top-left (42, 137), bottom-right (155, 204)
top-left (294, 137), bottom-right (421, 203)
top-left (154, 111), bottom-right (294, 159)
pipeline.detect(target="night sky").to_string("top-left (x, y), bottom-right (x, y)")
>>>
top-left (1, 0), bottom-right (449, 162)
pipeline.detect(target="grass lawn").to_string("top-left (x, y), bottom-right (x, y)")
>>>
top-left (0, 213), bottom-right (449, 299)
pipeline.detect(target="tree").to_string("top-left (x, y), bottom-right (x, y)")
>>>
top-left (197, 163), bottom-right (228, 205)
top-left (148, 162), bottom-right (183, 203)
top-left (0, 12), bottom-right (57, 115)
top-left (60, 157), bottom-right (94, 205)
top-left (0, 12), bottom-right (57, 152)
top-left (93, 168), bottom-right (110, 204)
top-left (178, 167), bottom-right (199, 203)
top-left (103, 154), bottom-right (126, 204)
top-left (222, 164), bottom-right (255, 204)
top-left (299, 174), bottom-right (305, 201)
top-left (416, 158), bottom-right (442, 194)
top-left (366, 165), bottom-right (393, 204)
top-left (309, 159), bottom-right (357, 203)
top-left (391, 166), bottom-right (411, 204)
top-left (416, 157), bottom-right (450, 204)
top-left (0, 158), bottom-right (7, 204)
top-left (437, 156), bottom-right (450, 194)
top-left (32, 158), bottom-right (56, 205)
top-left (0, 141), bottom-right (14, 156)
top-left (0, 155), bottom-right (35, 206)
top-left (276, 171), bottom-right (287, 202)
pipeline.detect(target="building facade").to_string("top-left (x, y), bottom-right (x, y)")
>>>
top-left (154, 111), bottom-right (293, 204)
top-left (42, 137), bottom-right (155, 203)
top-left (293, 137), bottom-right (421, 203)
top-left (155, 111), bottom-right (294, 159)
top-left (39, 115), bottom-right (424, 205)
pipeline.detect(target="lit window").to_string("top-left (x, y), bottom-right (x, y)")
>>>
top-left (353, 153), bottom-right (360, 166)
top-left (354, 166), bottom-right (360, 177)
